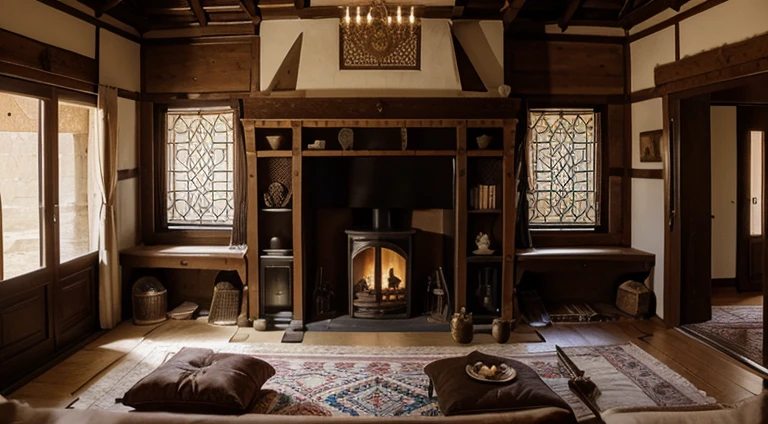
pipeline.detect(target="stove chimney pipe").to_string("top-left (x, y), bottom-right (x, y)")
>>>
top-left (372, 208), bottom-right (391, 230)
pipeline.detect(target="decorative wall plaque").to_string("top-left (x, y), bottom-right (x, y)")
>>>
top-left (339, 22), bottom-right (421, 70)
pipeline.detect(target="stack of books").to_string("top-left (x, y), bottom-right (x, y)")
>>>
top-left (470, 185), bottom-right (497, 210)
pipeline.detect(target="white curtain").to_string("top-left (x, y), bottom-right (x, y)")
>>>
top-left (94, 85), bottom-right (120, 329)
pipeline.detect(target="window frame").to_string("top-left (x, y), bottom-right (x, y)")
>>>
top-left (526, 103), bottom-right (610, 238)
top-left (148, 102), bottom-right (239, 245)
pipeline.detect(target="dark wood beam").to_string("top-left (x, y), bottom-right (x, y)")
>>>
top-left (452, 0), bottom-right (469, 19)
top-left (94, 0), bottom-right (123, 17)
top-left (617, 0), bottom-right (632, 19)
top-left (501, 0), bottom-right (527, 26)
top-left (621, 0), bottom-right (691, 30)
top-left (239, 0), bottom-right (262, 24)
top-left (558, 0), bottom-right (587, 31)
top-left (189, 0), bottom-right (208, 26)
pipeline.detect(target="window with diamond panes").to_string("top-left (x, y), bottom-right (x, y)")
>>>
top-left (166, 109), bottom-right (234, 226)
top-left (528, 109), bottom-right (599, 228)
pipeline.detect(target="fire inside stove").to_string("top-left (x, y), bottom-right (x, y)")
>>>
top-left (351, 246), bottom-right (408, 318)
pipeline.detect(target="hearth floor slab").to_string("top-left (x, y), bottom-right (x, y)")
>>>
top-left (306, 315), bottom-right (449, 332)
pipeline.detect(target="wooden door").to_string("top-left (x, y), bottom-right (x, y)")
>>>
top-left (678, 94), bottom-right (713, 325)
top-left (737, 106), bottom-right (768, 292)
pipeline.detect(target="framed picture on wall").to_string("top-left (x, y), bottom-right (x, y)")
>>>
top-left (639, 130), bottom-right (663, 162)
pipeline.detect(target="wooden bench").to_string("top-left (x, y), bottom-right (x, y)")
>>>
top-left (514, 247), bottom-right (655, 306)
top-left (120, 245), bottom-right (248, 284)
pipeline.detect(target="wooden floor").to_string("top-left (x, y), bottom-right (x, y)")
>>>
top-left (7, 315), bottom-right (766, 410)
top-left (712, 286), bottom-right (764, 306)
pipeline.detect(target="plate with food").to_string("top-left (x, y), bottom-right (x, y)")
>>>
top-left (465, 361), bottom-right (517, 383)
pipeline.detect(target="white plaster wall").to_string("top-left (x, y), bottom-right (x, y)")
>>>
top-left (630, 27), bottom-right (676, 92)
top-left (261, 19), bottom-right (474, 92)
top-left (710, 106), bottom-right (738, 280)
top-left (0, 0), bottom-right (96, 58)
top-left (117, 98), bottom-right (137, 170)
top-left (99, 29), bottom-right (141, 92)
top-left (632, 178), bottom-right (666, 318)
top-left (679, 0), bottom-right (768, 58)
top-left (632, 98), bottom-right (665, 169)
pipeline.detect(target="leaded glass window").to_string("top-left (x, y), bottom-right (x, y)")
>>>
top-left (166, 109), bottom-right (234, 226)
top-left (528, 109), bottom-right (598, 227)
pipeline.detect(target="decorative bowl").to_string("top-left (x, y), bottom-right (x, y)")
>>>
top-left (465, 362), bottom-right (517, 383)
top-left (266, 135), bottom-right (284, 150)
top-left (476, 135), bottom-right (493, 150)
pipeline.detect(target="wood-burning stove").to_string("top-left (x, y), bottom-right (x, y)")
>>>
top-left (346, 209), bottom-right (414, 319)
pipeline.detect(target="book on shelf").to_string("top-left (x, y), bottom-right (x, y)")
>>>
top-left (470, 184), bottom-right (499, 211)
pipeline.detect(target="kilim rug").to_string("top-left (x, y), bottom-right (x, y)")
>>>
top-left (72, 342), bottom-right (714, 421)
top-left (682, 306), bottom-right (764, 370)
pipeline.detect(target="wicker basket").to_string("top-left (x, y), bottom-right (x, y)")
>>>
top-left (132, 277), bottom-right (168, 325)
top-left (209, 282), bottom-right (241, 325)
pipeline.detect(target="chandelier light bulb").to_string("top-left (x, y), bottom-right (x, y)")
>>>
top-left (409, 6), bottom-right (414, 24)
top-left (356, 6), bottom-right (361, 24)
top-left (345, 6), bottom-right (351, 24)
top-left (387, 15), bottom-right (392, 24)
top-left (397, 6), bottom-right (402, 23)
top-left (367, 8), bottom-right (372, 23)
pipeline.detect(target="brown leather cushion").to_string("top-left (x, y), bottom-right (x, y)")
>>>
top-left (122, 347), bottom-right (275, 415)
top-left (424, 350), bottom-right (576, 422)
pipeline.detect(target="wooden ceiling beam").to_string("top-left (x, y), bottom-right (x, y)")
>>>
top-left (558, 0), bottom-right (587, 31)
top-left (501, 0), bottom-right (527, 26)
top-left (239, 0), bottom-right (262, 24)
top-left (188, 0), bottom-right (208, 26)
top-left (94, 0), bottom-right (123, 17)
top-left (621, 0), bottom-right (690, 29)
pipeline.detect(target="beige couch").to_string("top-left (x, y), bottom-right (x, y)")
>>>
top-left (1, 392), bottom-right (766, 424)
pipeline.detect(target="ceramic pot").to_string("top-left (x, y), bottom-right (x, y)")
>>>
top-left (450, 307), bottom-right (473, 344)
top-left (266, 135), bottom-right (284, 150)
top-left (476, 135), bottom-right (493, 150)
top-left (253, 318), bottom-right (268, 331)
top-left (492, 318), bottom-right (514, 344)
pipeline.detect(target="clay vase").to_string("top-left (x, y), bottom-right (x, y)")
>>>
top-left (451, 307), bottom-right (473, 344)
top-left (253, 318), bottom-right (268, 331)
top-left (492, 318), bottom-right (515, 344)
top-left (266, 135), bottom-right (284, 150)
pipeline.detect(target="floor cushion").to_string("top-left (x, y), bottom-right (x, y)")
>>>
top-left (424, 350), bottom-right (576, 422)
top-left (122, 347), bottom-right (275, 415)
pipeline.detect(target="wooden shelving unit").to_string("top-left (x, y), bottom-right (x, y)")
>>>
top-left (243, 118), bottom-right (518, 326)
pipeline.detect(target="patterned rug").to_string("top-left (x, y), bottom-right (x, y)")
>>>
top-left (72, 342), bottom-right (714, 421)
top-left (682, 306), bottom-right (764, 369)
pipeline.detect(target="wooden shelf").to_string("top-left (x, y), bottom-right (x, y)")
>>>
top-left (468, 150), bottom-right (503, 157)
top-left (120, 245), bottom-right (247, 283)
top-left (257, 150), bottom-right (292, 157)
top-left (302, 150), bottom-right (456, 157)
top-left (468, 209), bottom-right (502, 214)
top-left (467, 255), bottom-right (503, 263)
top-left (262, 208), bottom-right (292, 213)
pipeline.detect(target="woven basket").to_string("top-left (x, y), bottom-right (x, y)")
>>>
top-left (132, 277), bottom-right (168, 325)
top-left (616, 280), bottom-right (651, 317)
top-left (209, 282), bottom-right (241, 325)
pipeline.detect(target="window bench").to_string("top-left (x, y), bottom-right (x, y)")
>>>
top-left (120, 245), bottom-right (248, 284)
top-left (514, 247), bottom-right (655, 308)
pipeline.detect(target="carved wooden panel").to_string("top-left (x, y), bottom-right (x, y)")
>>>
top-left (0, 286), bottom-right (48, 361)
top-left (58, 268), bottom-right (95, 334)
top-left (144, 41), bottom-right (256, 94)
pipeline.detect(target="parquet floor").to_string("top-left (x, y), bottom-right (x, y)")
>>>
top-left (6, 296), bottom-right (766, 409)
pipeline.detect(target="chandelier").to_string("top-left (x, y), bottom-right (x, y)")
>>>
top-left (339, 0), bottom-right (421, 67)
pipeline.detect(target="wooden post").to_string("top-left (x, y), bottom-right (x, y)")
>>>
top-left (502, 119), bottom-right (518, 320)
top-left (291, 120), bottom-right (304, 326)
top-left (243, 122), bottom-right (259, 319)
top-left (455, 122), bottom-right (467, 312)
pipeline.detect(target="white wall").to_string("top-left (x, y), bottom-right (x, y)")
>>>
top-left (710, 106), bottom-right (737, 280)
top-left (630, 28), bottom-right (675, 92)
top-left (0, 0), bottom-right (96, 58)
top-left (260, 18), bottom-right (503, 95)
top-left (631, 99), bottom-right (666, 317)
top-left (679, 0), bottom-right (768, 58)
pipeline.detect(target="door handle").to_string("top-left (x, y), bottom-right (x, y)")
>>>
top-left (753, 197), bottom-right (758, 205)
